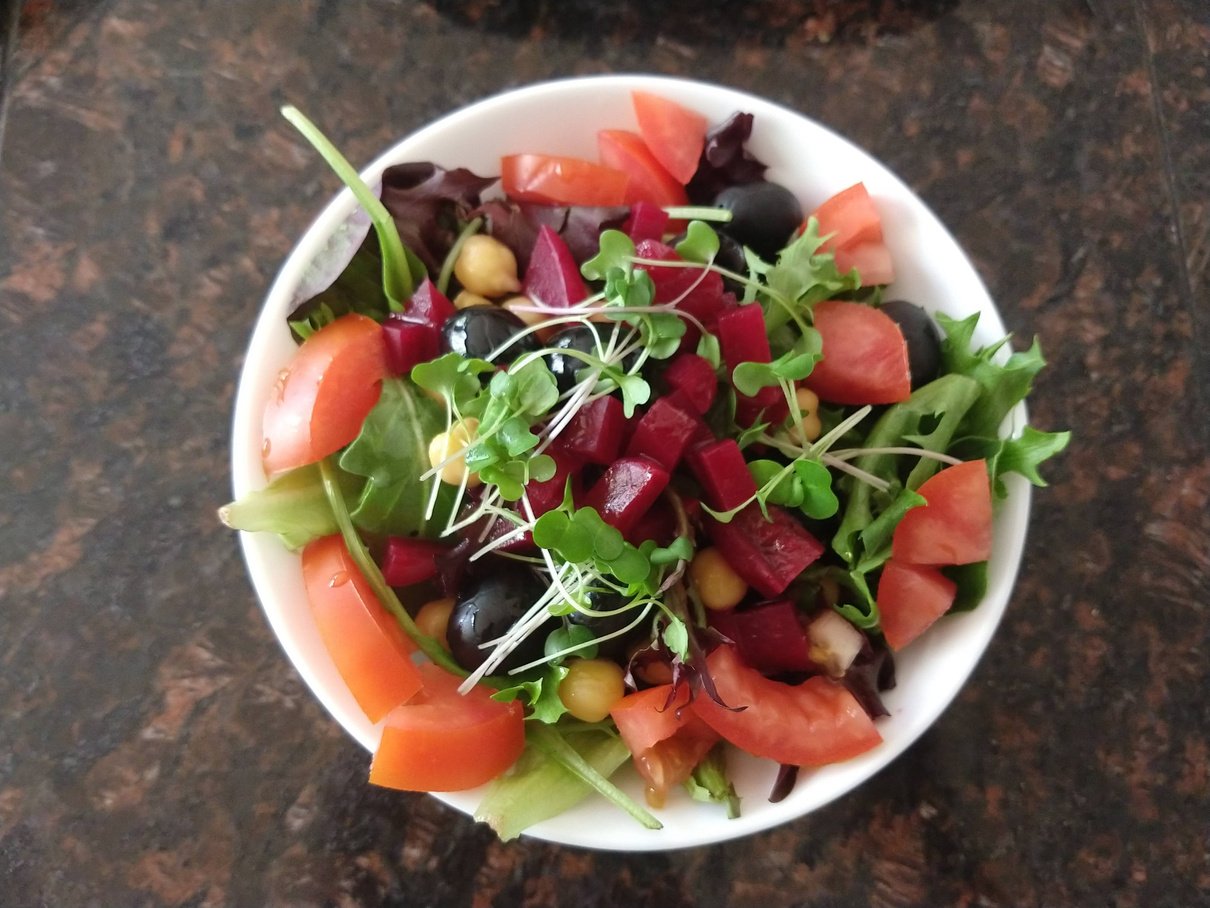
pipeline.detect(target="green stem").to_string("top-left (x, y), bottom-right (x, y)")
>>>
top-left (318, 458), bottom-right (464, 675)
top-left (661, 205), bottom-right (734, 222)
top-left (281, 105), bottom-right (417, 308)
top-left (438, 217), bottom-right (483, 296)
top-left (528, 725), bottom-right (663, 830)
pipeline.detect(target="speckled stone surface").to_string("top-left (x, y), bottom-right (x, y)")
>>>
top-left (1, 0), bottom-right (1207, 905)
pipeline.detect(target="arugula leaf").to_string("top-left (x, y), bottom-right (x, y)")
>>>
top-left (761, 218), bottom-right (861, 332)
top-left (338, 379), bottom-right (456, 536)
top-left (832, 374), bottom-right (981, 563)
top-left (936, 312), bottom-right (1048, 439)
top-left (685, 743), bottom-right (741, 819)
top-left (492, 664), bottom-right (571, 724)
top-left (474, 729), bottom-right (633, 840)
top-left (219, 463), bottom-right (356, 550)
top-left (976, 426), bottom-right (1072, 498)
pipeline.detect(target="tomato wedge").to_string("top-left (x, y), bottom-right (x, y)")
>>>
top-left (809, 182), bottom-right (884, 252)
top-left (301, 535), bottom-right (422, 723)
top-left (597, 129), bottom-right (688, 208)
top-left (834, 240), bottom-right (895, 287)
top-left (891, 459), bottom-right (993, 565)
top-left (691, 647), bottom-right (881, 766)
top-left (501, 153), bottom-right (629, 206)
top-left (631, 90), bottom-right (708, 184)
top-left (611, 684), bottom-right (719, 805)
top-left (370, 663), bottom-right (525, 792)
top-left (804, 300), bottom-right (911, 405)
top-left (262, 313), bottom-right (387, 477)
top-left (876, 560), bottom-right (958, 650)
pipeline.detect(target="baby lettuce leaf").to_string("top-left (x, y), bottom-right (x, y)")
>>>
top-left (758, 219), bottom-right (861, 332)
top-left (491, 664), bottom-right (570, 725)
top-left (686, 111), bottom-right (767, 204)
top-left (380, 162), bottom-right (497, 274)
top-left (943, 562), bottom-right (990, 613)
top-left (685, 743), bottom-right (741, 819)
top-left (338, 378), bottom-right (456, 537)
top-left (959, 425), bottom-right (1073, 498)
top-left (832, 373), bottom-right (981, 564)
top-left (219, 463), bottom-right (356, 550)
top-left (474, 729), bottom-right (632, 841)
top-left (287, 231), bottom-right (392, 341)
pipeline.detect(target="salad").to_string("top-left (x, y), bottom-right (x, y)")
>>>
top-left (223, 89), bottom-right (1068, 840)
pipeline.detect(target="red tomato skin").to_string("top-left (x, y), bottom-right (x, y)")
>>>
top-left (369, 664), bottom-right (525, 792)
top-left (876, 560), bottom-right (958, 651)
top-left (631, 91), bottom-right (708, 184)
top-left (610, 684), bottom-right (719, 803)
top-left (691, 647), bottom-right (882, 766)
top-left (597, 129), bottom-right (689, 208)
top-left (809, 182), bottom-right (884, 252)
top-left (501, 153), bottom-right (630, 206)
top-left (891, 459), bottom-right (994, 565)
top-left (301, 535), bottom-right (422, 724)
top-left (262, 313), bottom-right (387, 477)
top-left (834, 241), bottom-right (895, 287)
top-left (804, 300), bottom-right (911, 405)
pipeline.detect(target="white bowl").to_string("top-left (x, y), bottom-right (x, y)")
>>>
top-left (231, 75), bottom-right (1030, 851)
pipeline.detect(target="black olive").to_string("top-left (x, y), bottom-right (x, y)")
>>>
top-left (441, 306), bottom-right (537, 361)
top-left (713, 181), bottom-right (803, 261)
top-left (545, 325), bottom-right (638, 395)
top-left (568, 591), bottom-right (645, 659)
top-left (880, 299), bottom-right (943, 389)
top-left (447, 563), bottom-right (551, 672)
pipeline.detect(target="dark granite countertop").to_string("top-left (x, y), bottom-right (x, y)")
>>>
top-left (2, 0), bottom-right (1207, 904)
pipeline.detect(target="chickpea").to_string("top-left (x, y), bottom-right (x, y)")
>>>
top-left (453, 234), bottom-right (521, 297)
top-left (415, 597), bottom-right (455, 649)
top-left (453, 290), bottom-right (493, 310)
top-left (787, 386), bottom-right (822, 444)
top-left (427, 418), bottom-right (482, 488)
top-left (500, 294), bottom-right (545, 328)
top-left (558, 658), bottom-right (626, 723)
top-left (688, 547), bottom-right (748, 611)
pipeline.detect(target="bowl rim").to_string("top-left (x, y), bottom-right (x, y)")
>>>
top-left (231, 73), bottom-right (1032, 851)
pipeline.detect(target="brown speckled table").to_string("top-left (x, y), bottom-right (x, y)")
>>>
top-left (2, 0), bottom-right (1208, 905)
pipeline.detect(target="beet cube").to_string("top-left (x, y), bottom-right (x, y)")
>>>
top-left (623, 201), bottom-right (670, 244)
top-left (524, 225), bottom-right (589, 310)
top-left (687, 439), bottom-right (757, 512)
top-left (381, 537), bottom-right (450, 587)
top-left (633, 240), bottom-right (730, 349)
top-left (561, 396), bottom-right (627, 466)
top-left (625, 397), bottom-right (701, 471)
top-left (704, 504), bottom-right (825, 597)
top-left (626, 501), bottom-right (677, 546)
top-left (383, 317), bottom-right (440, 376)
top-left (583, 456), bottom-right (670, 537)
top-left (718, 303), bottom-right (771, 373)
top-left (662, 352), bottom-right (718, 415)
top-left (404, 278), bottom-right (456, 331)
top-left (735, 387), bottom-right (789, 428)
top-left (709, 600), bottom-right (813, 674)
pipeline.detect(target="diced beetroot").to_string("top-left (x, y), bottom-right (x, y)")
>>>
top-left (623, 201), bottom-right (670, 244)
top-left (662, 353), bottom-right (717, 415)
top-left (625, 397), bottom-right (701, 471)
top-left (633, 240), bottom-right (730, 349)
top-left (403, 278), bottom-right (456, 331)
top-left (526, 443), bottom-right (584, 516)
top-left (381, 537), bottom-right (450, 587)
top-left (718, 303), bottom-right (771, 373)
top-left (561, 396), bottom-right (627, 466)
top-left (705, 503), bottom-right (825, 598)
top-left (687, 439), bottom-right (757, 512)
top-left (523, 225), bottom-right (589, 310)
top-left (626, 501), bottom-right (677, 546)
top-left (583, 456), bottom-right (670, 537)
top-left (709, 600), bottom-right (813, 674)
top-left (382, 317), bottom-right (441, 376)
top-left (735, 387), bottom-right (789, 428)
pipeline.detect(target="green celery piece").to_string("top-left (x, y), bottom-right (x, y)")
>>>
top-left (832, 373), bottom-right (981, 564)
top-left (338, 379), bottom-right (456, 537)
top-left (474, 730), bottom-right (634, 841)
top-left (281, 106), bottom-right (426, 308)
top-left (219, 463), bottom-right (355, 550)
